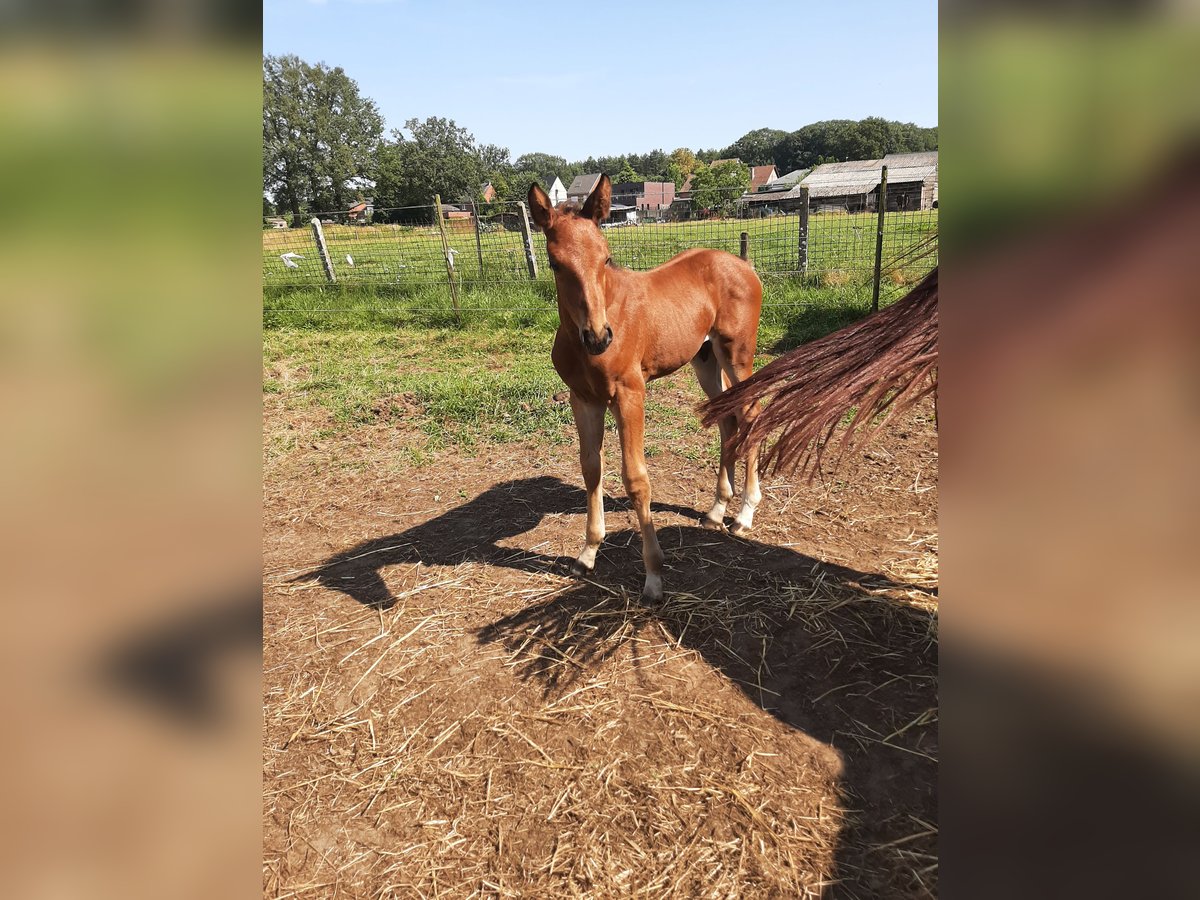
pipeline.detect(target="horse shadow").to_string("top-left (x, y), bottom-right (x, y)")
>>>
top-left (298, 475), bottom-right (937, 897)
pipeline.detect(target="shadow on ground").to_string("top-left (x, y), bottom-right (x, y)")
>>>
top-left (298, 475), bottom-right (938, 897)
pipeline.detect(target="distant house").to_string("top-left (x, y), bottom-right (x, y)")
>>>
top-left (546, 175), bottom-right (568, 206)
top-left (438, 202), bottom-right (472, 220)
top-left (612, 180), bottom-right (675, 212)
top-left (676, 173), bottom-right (694, 200)
top-left (481, 182), bottom-right (497, 202)
top-left (750, 165), bottom-right (778, 192)
top-left (566, 173), bottom-right (602, 204)
top-left (347, 198), bottom-right (374, 224)
top-left (264, 217), bottom-right (288, 229)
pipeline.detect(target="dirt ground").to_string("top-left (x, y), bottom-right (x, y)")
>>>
top-left (263, 379), bottom-right (938, 899)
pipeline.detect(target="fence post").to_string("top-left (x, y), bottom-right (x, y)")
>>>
top-left (871, 166), bottom-right (888, 312)
top-left (310, 217), bottom-right (336, 283)
top-left (470, 199), bottom-right (485, 278)
top-left (797, 187), bottom-right (809, 277)
top-left (740, 231), bottom-right (749, 262)
top-left (432, 194), bottom-right (462, 324)
top-left (516, 201), bottom-right (539, 279)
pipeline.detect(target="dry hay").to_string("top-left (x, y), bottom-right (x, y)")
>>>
top-left (264, 534), bottom-right (936, 898)
top-left (263, 401), bottom-right (938, 898)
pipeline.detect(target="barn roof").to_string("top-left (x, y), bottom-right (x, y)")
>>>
top-left (881, 151), bottom-right (938, 183)
top-left (740, 183), bottom-right (809, 204)
top-left (567, 173), bottom-right (602, 196)
top-left (800, 160), bottom-right (883, 199)
top-left (773, 168), bottom-right (809, 187)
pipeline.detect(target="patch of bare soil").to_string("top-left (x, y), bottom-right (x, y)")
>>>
top-left (264, 396), bottom-right (938, 898)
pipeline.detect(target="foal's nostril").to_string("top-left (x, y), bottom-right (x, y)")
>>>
top-left (604, 325), bottom-right (613, 343)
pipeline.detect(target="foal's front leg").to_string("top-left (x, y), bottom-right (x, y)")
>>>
top-left (612, 385), bottom-right (665, 602)
top-left (569, 392), bottom-right (606, 574)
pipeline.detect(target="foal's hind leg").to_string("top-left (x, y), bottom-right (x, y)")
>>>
top-left (712, 338), bottom-right (763, 537)
top-left (690, 345), bottom-right (735, 530)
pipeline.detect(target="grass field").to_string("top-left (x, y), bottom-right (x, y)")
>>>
top-left (263, 207), bottom-right (937, 292)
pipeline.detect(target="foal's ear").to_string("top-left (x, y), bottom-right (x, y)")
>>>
top-left (527, 182), bottom-right (554, 230)
top-left (581, 173), bottom-right (611, 224)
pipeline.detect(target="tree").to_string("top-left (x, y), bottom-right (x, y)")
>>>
top-left (722, 128), bottom-right (788, 166)
top-left (772, 118), bottom-right (939, 172)
top-left (615, 159), bottom-right (641, 184)
top-left (373, 117), bottom-right (484, 212)
top-left (689, 160), bottom-right (750, 215)
top-left (513, 152), bottom-right (569, 188)
top-left (262, 54), bottom-right (383, 220)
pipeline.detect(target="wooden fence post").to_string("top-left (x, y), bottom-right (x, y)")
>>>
top-left (740, 231), bottom-right (749, 262)
top-left (797, 186), bottom-right (809, 277)
top-left (470, 199), bottom-right (485, 278)
top-left (516, 201), bottom-right (539, 279)
top-left (310, 217), bottom-right (336, 283)
top-left (432, 194), bottom-right (461, 324)
top-left (872, 166), bottom-right (888, 312)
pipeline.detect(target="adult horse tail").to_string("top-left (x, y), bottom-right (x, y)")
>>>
top-left (700, 267), bottom-right (938, 478)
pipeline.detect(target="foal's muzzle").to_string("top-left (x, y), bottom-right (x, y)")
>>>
top-left (582, 325), bottom-right (613, 356)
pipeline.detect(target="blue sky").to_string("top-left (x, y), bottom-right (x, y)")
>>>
top-left (264, 0), bottom-right (937, 161)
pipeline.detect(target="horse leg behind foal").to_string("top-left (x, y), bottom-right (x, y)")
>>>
top-left (570, 393), bottom-right (606, 574)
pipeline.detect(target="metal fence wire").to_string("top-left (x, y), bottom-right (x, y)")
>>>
top-left (263, 179), bottom-right (937, 314)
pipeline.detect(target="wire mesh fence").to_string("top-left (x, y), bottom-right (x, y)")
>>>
top-left (263, 180), bottom-right (937, 320)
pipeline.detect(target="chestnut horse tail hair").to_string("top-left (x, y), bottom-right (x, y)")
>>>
top-left (700, 267), bottom-right (938, 478)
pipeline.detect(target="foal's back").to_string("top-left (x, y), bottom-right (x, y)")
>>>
top-left (619, 248), bottom-right (762, 379)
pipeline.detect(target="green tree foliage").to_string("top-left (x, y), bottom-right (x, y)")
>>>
top-left (689, 160), bottom-right (750, 215)
top-left (262, 54), bottom-right (383, 220)
top-left (772, 118), bottom-right (938, 172)
top-left (615, 159), bottom-right (641, 184)
top-left (721, 128), bottom-right (788, 166)
top-left (373, 117), bottom-right (509, 216)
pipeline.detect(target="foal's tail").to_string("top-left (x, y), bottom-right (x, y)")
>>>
top-left (701, 267), bottom-right (938, 478)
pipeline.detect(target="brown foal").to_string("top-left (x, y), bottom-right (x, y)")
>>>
top-left (528, 174), bottom-right (764, 601)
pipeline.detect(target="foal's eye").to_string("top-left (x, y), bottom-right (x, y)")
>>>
top-left (548, 259), bottom-right (559, 271)
top-left (605, 256), bottom-right (614, 267)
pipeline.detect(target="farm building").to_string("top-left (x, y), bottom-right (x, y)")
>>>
top-left (772, 168), bottom-right (809, 189)
top-left (566, 173), bottom-right (602, 203)
top-left (798, 152), bottom-right (938, 212)
top-left (737, 182), bottom-right (811, 215)
top-left (438, 202), bottom-right (472, 220)
top-left (546, 175), bottom-right (568, 206)
top-left (676, 173), bottom-right (694, 200)
top-left (612, 180), bottom-right (676, 212)
top-left (799, 159), bottom-right (886, 213)
top-left (481, 181), bottom-right (497, 203)
top-left (347, 199), bottom-right (374, 223)
top-left (604, 203), bottom-right (639, 226)
top-left (881, 151), bottom-right (938, 210)
top-left (750, 165), bottom-right (778, 192)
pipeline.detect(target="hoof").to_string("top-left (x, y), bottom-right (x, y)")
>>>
top-left (730, 522), bottom-right (752, 538)
top-left (569, 558), bottom-right (594, 576)
top-left (701, 515), bottom-right (727, 532)
top-left (642, 574), bottom-right (664, 603)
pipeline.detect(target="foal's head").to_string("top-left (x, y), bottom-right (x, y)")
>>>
top-left (528, 175), bottom-right (615, 356)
